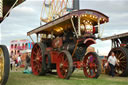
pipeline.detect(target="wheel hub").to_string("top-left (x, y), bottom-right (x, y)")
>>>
top-left (60, 63), bottom-right (63, 68)
top-left (89, 63), bottom-right (95, 68)
top-left (36, 57), bottom-right (40, 61)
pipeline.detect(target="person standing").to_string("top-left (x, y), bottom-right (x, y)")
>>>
top-left (108, 52), bottom-right (118, 77)
top-left (16, 55), bottom-right (21, 70)
top-left (10, 56), bottom-right (13, 71)
top-left (25, 53), bottom-right (30, 70)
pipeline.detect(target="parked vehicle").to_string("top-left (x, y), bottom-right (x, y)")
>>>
top-left (27, 9), bottom-right (109, 79)
top-left (101, 32), bottom-right (128, 76)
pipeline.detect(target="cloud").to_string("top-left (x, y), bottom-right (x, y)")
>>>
top-left (91, 39), bottom-right (111, 55)
top-left (80, 0), bottom-right (128, 13)
top-left (13, 7), bottom-right (35, 16)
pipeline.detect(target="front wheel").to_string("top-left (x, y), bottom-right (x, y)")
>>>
top-left (0, 45), bottom-right (10, 85)
top-left (83, 52), bottom-right (101, 78)
top-left (56, 50), bottom-right (73, 79)
top-left (31, 43), bottom-right (46, 76)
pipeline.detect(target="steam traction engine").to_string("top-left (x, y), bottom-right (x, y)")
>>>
top-left (27, 9), bottom-right (109, 79)
top-left (101, 32), bottom-right (128, 77)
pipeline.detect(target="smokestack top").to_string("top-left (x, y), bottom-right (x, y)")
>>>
top-left (73, 0), bottom-right (79, 10)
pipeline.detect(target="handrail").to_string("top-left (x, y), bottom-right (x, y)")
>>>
top-left (0, 0), bottom-right (3, 17)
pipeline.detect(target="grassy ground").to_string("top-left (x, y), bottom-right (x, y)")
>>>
top-left (6, 69), bottom-right (128, 85)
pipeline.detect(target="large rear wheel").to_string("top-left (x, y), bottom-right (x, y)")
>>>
top-left (0, 45), bottom-right (10, 85)
top-left (83, 52), bottom-right (101, 78)
top-left (108, 47), bottom-right (128, 76)
top-left (56, 50), bottom-right (73, 79)
top-left (31, 43), bottom-right (46, 76)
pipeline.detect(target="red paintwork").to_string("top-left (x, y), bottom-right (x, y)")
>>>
top-left (93, 26), bottom-right (96, 34)
top-left (46, 47), bottom-right (53, 52)
top-left (120, 44), bottom-right (127, 47)
top-left (52, 37), bottom-right (63, 48)
top-left (73, 61), bottom-right (83, 69)
top-left (84, 38), bottom-right (96, 47)
top-left (49, 51), bottom-right (59, 64)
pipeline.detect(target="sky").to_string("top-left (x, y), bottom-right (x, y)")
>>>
top-left (0, 0), bottom-right (128, 55)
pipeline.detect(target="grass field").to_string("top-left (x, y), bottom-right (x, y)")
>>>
top-left (6, 69), bottom-right (128, 85)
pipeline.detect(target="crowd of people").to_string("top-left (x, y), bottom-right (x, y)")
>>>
top-left (10, 55), bottom-right (21, 71)
top-left (9, 53), bottom-right (31, 72)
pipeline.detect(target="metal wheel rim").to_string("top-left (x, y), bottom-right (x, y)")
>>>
top-left (0, 48), bottom-right (4, 83)
top-left (83, 54), bottom-right (98, 78)
top-left (31, 44), bottom-right (42, 75)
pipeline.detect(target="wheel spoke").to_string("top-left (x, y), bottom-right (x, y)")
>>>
top-left (117, 52), bottom-right (122, 59)
top-left (61, 54), bottom-right (65, 62)
top-left (119, 56), bottom-right (125, 60)
top-left (33, 51), bottom-right (37, 56)
top-left (120, 65), bottom-right (125, 69)
top-left (120, 61), bottom-right (126, 63)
